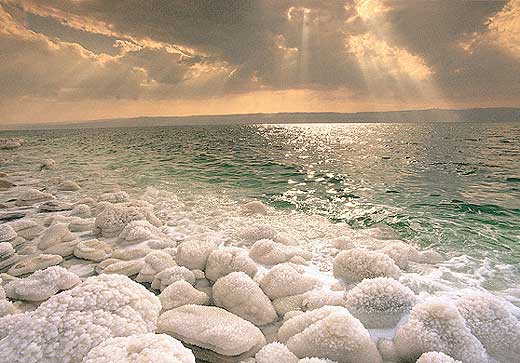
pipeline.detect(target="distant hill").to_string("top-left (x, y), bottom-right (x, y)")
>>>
top-left (1, 107), bottom-right (519, 130)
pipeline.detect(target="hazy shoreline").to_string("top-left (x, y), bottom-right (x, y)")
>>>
top-left (1, 107), bottom-right (519, 131)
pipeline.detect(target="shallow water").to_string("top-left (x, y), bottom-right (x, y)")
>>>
top-left (2, 122), bottom-right (520, 302)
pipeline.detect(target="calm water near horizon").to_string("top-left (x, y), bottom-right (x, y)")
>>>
top-left (2, 122), bottom-right (520, 295)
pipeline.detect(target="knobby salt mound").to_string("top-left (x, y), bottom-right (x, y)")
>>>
top-left (417, 352), bottom-right (463, 363)
top-left (213, 271), bottom-right (277, 326)
top-left (344, 277), bottom-right (417, 328)
top-left (255, 342), bottom-right (298, 363)
top-left (160, 280), bottom-right (209, 310)
top-left (259, 263), bottom-right (318, 300)
top-left (278, 306), bottom-right (382, 363)
top-left (82, 333), bottom-right (196, 363)
top-left (205, 246), bottom-right (258, 282)
top-left (393, 300), bottom-right (489, 363)
top-left (333, 248), bottom-right (401, 283)
top-left (456, 294), bottom-right (520, 362)
top-left (157, 305), bottom-right (266, 357)
top-left (0, 274), bottom-right (161, 363)
top-left (4, 266), bottom-right (80, 301)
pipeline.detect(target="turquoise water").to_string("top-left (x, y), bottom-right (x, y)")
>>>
top-left (2, 122), bottom-right (520, 269)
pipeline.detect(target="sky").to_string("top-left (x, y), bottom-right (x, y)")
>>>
top-left (0, 0), bottom-right (519, 124)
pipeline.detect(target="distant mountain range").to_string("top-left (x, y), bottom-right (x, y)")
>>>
top-left (2, 107), bottom-right (519, 130)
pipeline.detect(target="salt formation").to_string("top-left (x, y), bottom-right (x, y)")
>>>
top-left (39, 200), bottom-right (73, 212)
top-left (57, 180), bottom-right (81, 191)
top-left (70, 204), bottom-right (92, 218)
top-left (158, 305), bottom-right (266, 357)
top-left (343, 277), bottom-right (417, 328)
top-left (4, 266), bottom-right (80, 301)
top-left (213, 272), bottom-right (277, 325)
top-left (99, 190), bottom-right (130, 203)
top-left (74, 239), bottom-right (112, 262)
top-left (272, 294), bottom-right (306, 316)
top-left (333, 248), bottom-right (401, 283)
top-left (416, 352), bottom-right (462, 363)
top-left (176, 238), bottom-right (217, 270)
top-left (40, 159), bottom-right (56, 170)
top-left (0, 225), bottom-right (17, 243)
top-left (393, 300), bottom-right (489, 363)
top-left (8, 254), bottom-right (63, 276)
top-left (0, 274), bottom-right (161, 363)
top-left (242, 200), bottom-right (269, 215)
top-left (259, 263), bottom-right (318, 299)
top-left (205, 246), bottom-right (258, 282)
top-left (117, 220), bottom-right (163, 245)
top-left (8, 219), bottom-right (45, 240)
top-left (15, 188), bottom-right (54, 206)
top-left (249, 239), bottom-right (311, 265)
top-left (82, 333), bottom-right (196, 363)
top-left (378, 241), bottom-right (422, 269)
top-left (136, 250), bottom-right (177, 283)
top-left (96, 258), bottom-right (144, 276)
top-left (0, 138), bottom-right (24, 150)
top-left (456, 294), bottom-right (520, 362)
top-left (278, 306), bottom-right (382, 363)
top-left (152, 266), bottom-right (196, 291)
top-left (255, 342), bottom-right (298, 363)
top-left (36, 223), bottom-right (77, 251)
top-left (238, 224), bottom-right (277, 241)
top-left (160, 280), bottom-right (209, 310)
top-left (95, 203), bottom-right (160, 237)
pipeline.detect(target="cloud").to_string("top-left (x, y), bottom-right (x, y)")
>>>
top-left (0, 0), bottom-right (519, 123)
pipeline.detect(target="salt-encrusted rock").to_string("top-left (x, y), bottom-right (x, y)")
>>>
top-left (96, 258), bottom-right (144, 276)
top-left (456, 294), bottom-right (520, 362)
top-left (73, 239), bottom-right (112, 262)
top-left (417, 352), bottom-right (462, 363)
top-left (95, 203), bottom-right (154, 237)
top-left (72, 221), bottom-right (95, 234)
top-left (57, 180), bottom-right (81, 191)
top-left (273, 294), bottom-right (306, 316)
top-left (99, 190), bottom-right (130, 203)
top-left (0, 225), bottom-right (17, 243)
top-left (278, 306), bottom-right (382, 363)
top-left (206, 246), bottom-right (258, 282)
top-left (82, 333), bottom-right (196, 363)
top-left (42, 239), bottom-right (79, 257)
top-left (40, 159), bottom-right (56, 170)
top-left (301, 289), bottom-right (345, 311)
top-left (378, 241), bottom-right (422, 269)
top-left (0, 254), bottom-right (24, 271)
top-left (255, 342), bottom-right (298, 363)
top-left (38, 200), bottom-right (73, 212)
top-left (15, 188), bottom-right (54, 206)
top-left (393, 300), bottom-right (488, 363)
top-left (213, 272), bottom-right (277, 326)
top-left (242, 201), bottom-right (269, 215)
top-left (0, 312), bottom-right (25, 339)
top-left (36, 223), bottom-right (76, 250)
top-left (4, 266), bottom-right (80, 301)
top-left (0, 242), bottom-right (14, 259)
top-left (111, 245), bottom-right (152, 260)
top-left (333, 248), bottom-right (401, 283)
top-left (0, 138), bottom-right (24, 150)
top-left (160, 280), bottom-right (209, 311)
top-left (0, 274), bottom-right (161, 363)
top-left (152, 266), bottom-right (196, 291)
top-left (176, 238), bottom-right (218, 270)
top-left (70, 204), bottom-right (92, 218)
top-left (249, 239), bottom-right (311, 265)
top-left (8, 254), bottom-right (63, 277)
top-left (117, 220), bottom-right (163, 246)
top-left (8, 219), bottom-right (45, 240)
top-left (0, 299), bottom-right (19, 318)
top-left (136, 250), bottom-right (177, 283)
top-left (75, 197), bottom-right (97, 209)
top-left (0, 178), bottom-right (16, 189)
top-left (158, 305), bottom-right (267, 357)
top-left (344, 277), bottom-right (417, 328)
top-left (260, 264), bottom-right (318, 300)
top-left (238, 224), bottom-right (277, 242)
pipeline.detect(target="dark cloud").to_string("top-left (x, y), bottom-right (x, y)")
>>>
top-left (0, 0), bottom-right (518, 121)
